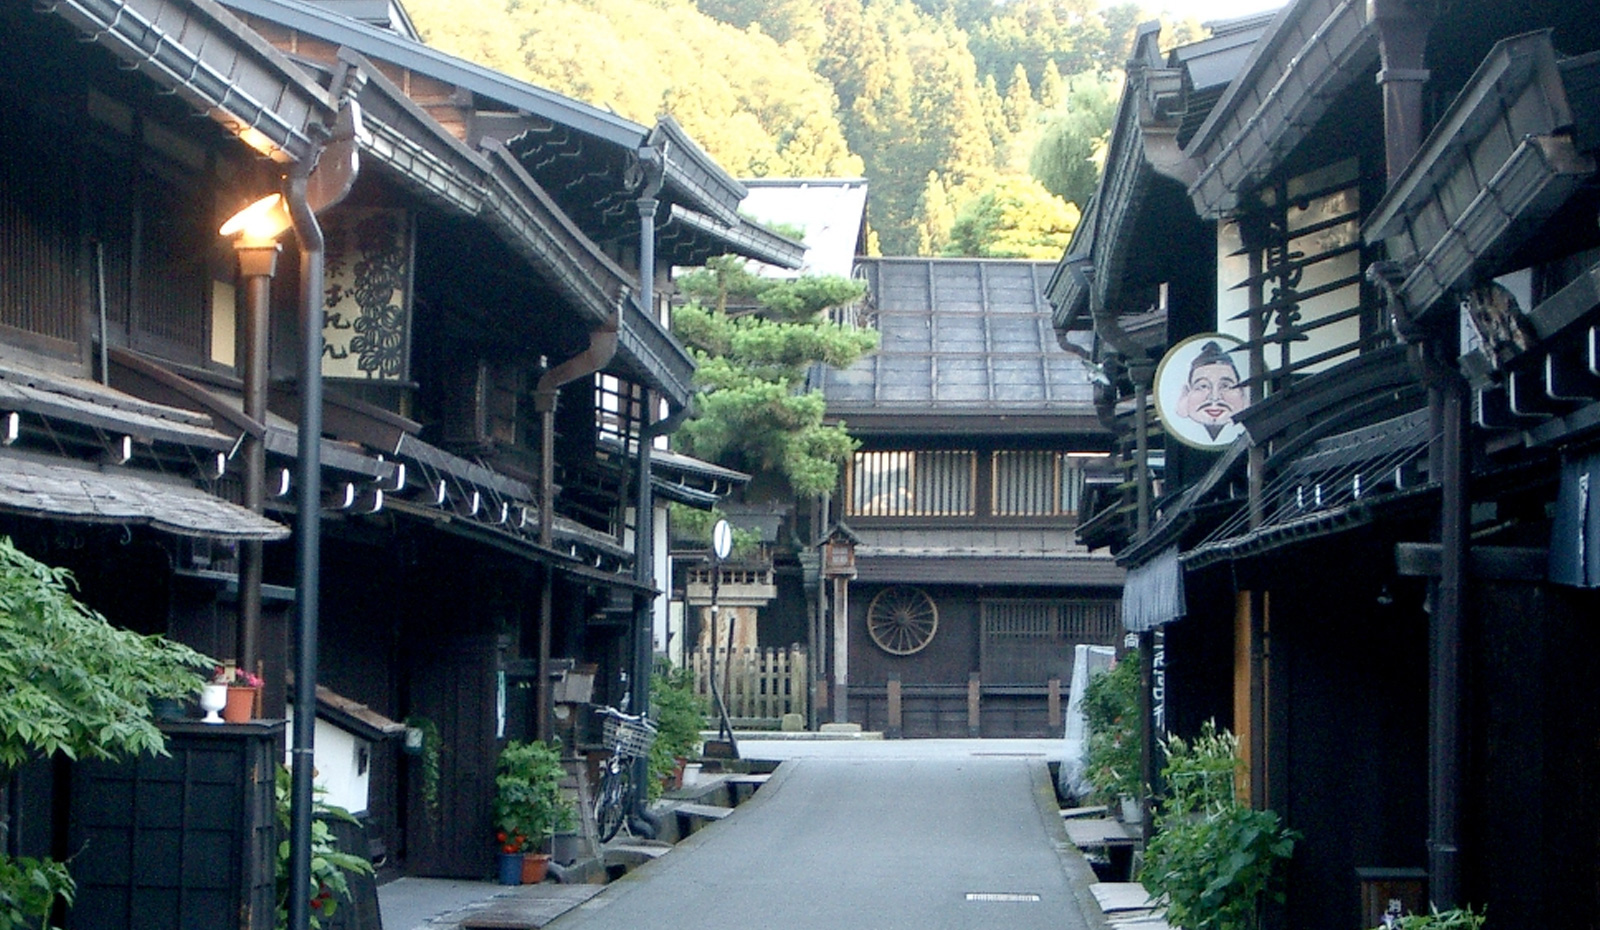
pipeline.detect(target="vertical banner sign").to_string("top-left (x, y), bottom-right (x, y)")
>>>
top-left (322, 207), bottom-right (413, 381)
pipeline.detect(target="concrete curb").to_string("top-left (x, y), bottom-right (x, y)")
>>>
top-left (1028, 761), bottom-right (1114, 930)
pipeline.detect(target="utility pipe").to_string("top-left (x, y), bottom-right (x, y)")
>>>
top-left (631, 142), bottom-right (667, 818)
top-left (285, 160), bottom-right (327, 930)
top-left (533, 313), bottom-right (619, 741)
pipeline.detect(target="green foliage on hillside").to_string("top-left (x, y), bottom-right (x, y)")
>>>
top-left (404, 0), bottom-right (1190, 257)
top-left (944, 176), bottom-right (1080, 259)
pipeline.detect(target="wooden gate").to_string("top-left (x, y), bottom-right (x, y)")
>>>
top-left (690, 646), bottom-right (807, 727)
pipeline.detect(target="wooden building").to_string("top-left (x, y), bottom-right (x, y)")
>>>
top-left (816, 257), bottom-right (1123, 737)
top-left (1054, 3), bottom-right (1600, 927)
top-left (0, 0), bottom-right (799, 914)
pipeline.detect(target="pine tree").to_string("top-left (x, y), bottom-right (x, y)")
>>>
top-left (672, 258), bottom-right (878, 498)
top-left (1038, 59), bottom-right (1067, 111)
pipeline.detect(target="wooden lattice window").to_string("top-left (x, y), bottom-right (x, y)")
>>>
top-left (991, 451), bottom-right (1096, 516)
top-left (0, 108), bottom-right (84, 347)
top-left (980, 599), bottom-right (1120, 685)
top-left (848, 450), bottom-right (975, 517)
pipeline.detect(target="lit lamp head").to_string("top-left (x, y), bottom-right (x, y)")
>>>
top-left (221, 193), bottom-right (293, 275)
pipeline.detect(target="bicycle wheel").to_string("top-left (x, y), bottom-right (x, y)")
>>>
top-left (595, 763), bottom-right (627, 842)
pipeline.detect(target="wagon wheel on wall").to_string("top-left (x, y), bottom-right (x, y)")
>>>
top-left (867, 586), bottom-right (939, 655)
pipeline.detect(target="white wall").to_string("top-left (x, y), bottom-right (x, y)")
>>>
top-left (285, 706), bottom-right (372, 816)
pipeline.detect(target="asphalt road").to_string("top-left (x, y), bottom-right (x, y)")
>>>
top-left (547, 753), bottom-right (1094, 930)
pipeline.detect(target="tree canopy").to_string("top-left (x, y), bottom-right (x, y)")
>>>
top-left (944, 176), bottom-right (1081, 259)
top-left (401, 0), bottom-right (1177, 258)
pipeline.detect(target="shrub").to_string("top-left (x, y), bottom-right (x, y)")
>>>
top-left (647, 663), bottom-right (708, 800)
top-left (274, 767), bottom-right (373, 930)
top-left (1081, 651), bottom-right (1143, 803)
top-left (1379, 906), bottom-right (1486, 929)
top-left (493, 740), bottom-right (573, 852)
top-left (1139, 721), bottom-right (1297, 930)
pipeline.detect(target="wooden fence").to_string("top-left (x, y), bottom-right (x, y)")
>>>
top-left (689, 646), bottom-right (807, 726)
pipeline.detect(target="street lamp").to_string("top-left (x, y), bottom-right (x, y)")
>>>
top-left (221, 193), bottom-right (293, 679)
top-left (221, 178), bottom-right (328, 930)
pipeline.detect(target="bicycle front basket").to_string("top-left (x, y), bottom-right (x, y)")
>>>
top-left (603, 715), bottom-right (658, 757)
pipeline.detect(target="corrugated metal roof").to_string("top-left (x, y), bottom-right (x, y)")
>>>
top-left (824, 259), bottom-right (1096, 418)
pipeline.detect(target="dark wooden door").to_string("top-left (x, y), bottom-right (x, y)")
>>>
top-left (404, 634), bottom-right (503, 878)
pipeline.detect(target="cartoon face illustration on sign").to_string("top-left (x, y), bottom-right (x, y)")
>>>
top-left (1175, 341), bottom-right (1246, 438)
top-left (1155, 334), bottom-right (1251, 449)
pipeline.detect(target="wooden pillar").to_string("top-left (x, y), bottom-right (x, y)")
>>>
top-left (1047, 676), bottom-right (1062, 732)
top-left (887, 677), bottom-right (902, 739)
top-left (832, 575), bottom-right (850, 723)
top-left (967, 672), bottom-right (981, 737)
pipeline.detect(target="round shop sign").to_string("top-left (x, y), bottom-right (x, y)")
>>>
top-left (1154, 333), bottom-right (1252, 450)
top-left (711, 518), bottom-right (733, 561)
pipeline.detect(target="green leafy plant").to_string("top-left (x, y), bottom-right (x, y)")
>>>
top-left (0, 856), bottom-right (74, 930)
top-left (0, 536), bottom-right (213, 928)
top-left (1081, 651), bottom-right (1143, 803)
top-left (493, 741), bottom-right (574, 853)
top-left (647, 663), bottom-right (709, 800)
top-left (405, 715), bottom-right (442, 815)
top-left (273, 767), bottom-right (374, 930)
top-left (1378, 905), bottom-right (1486, 929)
top-left (1139, 721), bottom-right (1297, 930)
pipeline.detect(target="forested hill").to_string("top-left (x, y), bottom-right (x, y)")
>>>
top-left (403, 0), bottom-right (1204, 257)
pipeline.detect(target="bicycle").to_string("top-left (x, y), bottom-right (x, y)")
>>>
top-left (592, 705), bottom-right (657, 842)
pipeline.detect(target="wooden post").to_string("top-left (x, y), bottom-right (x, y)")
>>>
top-left (1047, 676), bottom-right (1062, 731)
top-left (832, 575), bottom-right (850, 723)
top-left (887, 677), bottom-right (902, 739)
top-left (968, 672), bottom-right (982, 737)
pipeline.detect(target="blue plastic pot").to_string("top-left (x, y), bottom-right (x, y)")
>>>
top-left (496, 851), bottom-right (522, 885)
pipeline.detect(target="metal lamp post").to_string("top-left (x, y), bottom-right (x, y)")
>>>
top-left (221, 194), bottom-right (292, 679)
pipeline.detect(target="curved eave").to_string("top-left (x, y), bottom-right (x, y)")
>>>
top-left (615, 295), bottom-right (695, 409)
top-left (651, 117), bottom-right (747, 227)
top-left (44, 0), bottom-right (335, 163)
top-left (662, 205), bottom-right (806, 270)
top-left (221, 0), bottom-right (646, 149)
top-left (1185, 0), bottom-right (1377, 219)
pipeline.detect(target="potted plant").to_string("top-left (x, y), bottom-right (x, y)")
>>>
top-left (213, 664), bottom-right (263, 723)
top-left (493, 740), bottom-right (574, 884)
top-left (648, 664), bottom-right (708, 799)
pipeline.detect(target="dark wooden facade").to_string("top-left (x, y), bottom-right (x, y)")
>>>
top-left (818, 258), bottom-right (1124, 736)
top-left (1, 0), bottom-right (798, 912)
top-left (1055, 4), bottom-right (1600, 927)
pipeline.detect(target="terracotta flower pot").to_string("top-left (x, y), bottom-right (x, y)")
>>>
top-left (521, 852), bottom-right (550, 884)
top-left (222, 686), bottom-right (259, 723)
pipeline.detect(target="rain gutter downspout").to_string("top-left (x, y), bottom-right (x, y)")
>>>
top-left (1373, 0), bottom-right (1458, 908)
top-left (285, 155), bottom-right (328, 930)
top-left (533, 312), bottom-right (620, 742)
top-left (286, 76), bottom-right (362, 930)
top-left (631, 142), bottom-right (669, 816)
